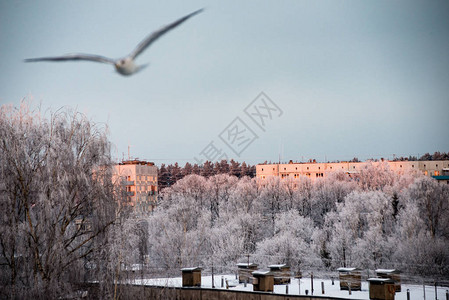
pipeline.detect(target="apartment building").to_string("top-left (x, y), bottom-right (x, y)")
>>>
top-left (256, 160), bottom-right (449, 184)
top-left (113, 160), bottom-right (158, 213)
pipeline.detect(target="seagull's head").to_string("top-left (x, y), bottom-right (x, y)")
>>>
top-left (114, 57), bottom-right (138, 76)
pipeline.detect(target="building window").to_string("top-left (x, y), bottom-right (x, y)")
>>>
top-left (284, 168), bottom-right (286, 170)
top-left (318, 167), bottom-right (321, 170)
top-left (262, 168), bottom-right (264, 171)
top-left (412, 165), bottom-right (414, 168)
top-left (307, 167), bottom-right (309, 170)
top-left (435, 171), bottom-right (440, 176)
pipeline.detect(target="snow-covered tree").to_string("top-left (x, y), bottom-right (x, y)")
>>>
top-left (0, 103), bottom-right (117, 298)
top-left (259, 176), bottom-right (286, 235)
top-left (206, 216), bottom-right (246, 273)
top-left (356, 161), bottom-right (396, 191)
top-left (254, 210), bottom-right (320, 272)
top-left (402, 176), bottom-right (449, 238)
top-left (227, 176), bottom-right (263, 215)
top-left (293, 176), bottom-right (313, 216)
top-left (206, 174), bottom-right (238, 227)
top-left (161, 174), bottom-right (208, 210)
top-left (391, 177), bottom-right (449, 276)
top-left (310, 177), bottom-right (355, 227)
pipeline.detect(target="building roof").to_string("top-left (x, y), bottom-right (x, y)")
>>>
top-left (375, 269), bottom-right (400, 274)
top-left (367, 278), bottom-right (395, 283)
top-left (236, 263), bottom-right (258, 268)
top-left (119, 159), bottom-right (154, 166)
top-left (268, 264), bottom-right (288, 269)
top-left (337, 267), bottom-right (361, 272)
top-left (181, 267), bottom-right (202, 272)
top-left (432, 176), bottom-right (449, 180)
top-left (252, 270), bottom-right (272, 276)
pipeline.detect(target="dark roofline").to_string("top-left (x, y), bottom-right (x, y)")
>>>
top-left (119, 159), bottom-right (155, 166)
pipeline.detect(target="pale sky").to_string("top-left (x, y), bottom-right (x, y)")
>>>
top-left (1, 0), bottom-right (448, 165)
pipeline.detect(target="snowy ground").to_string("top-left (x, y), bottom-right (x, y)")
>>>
top-left (134, 275), bottom-right (449, 300)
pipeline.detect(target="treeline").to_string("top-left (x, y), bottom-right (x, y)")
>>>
top-left (147, 163), bottom-right (449, 280)
top-left (392, 151), bottom-right (449, 161)
top-left (158, 160), bottom-right (256, 189)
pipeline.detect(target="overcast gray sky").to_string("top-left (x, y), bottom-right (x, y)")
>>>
top-left (1, 0), bottom-right (448, 165)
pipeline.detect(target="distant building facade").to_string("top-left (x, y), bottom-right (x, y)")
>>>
top-left (113, 160), bottom-right (158, 213)
top-left (256, 160), bottom-right (449, 184)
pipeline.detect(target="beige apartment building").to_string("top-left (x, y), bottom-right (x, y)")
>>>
top-left (256, 160), bottom-right (449, 184)
top-left (112, 160), bottom-right (158, 214)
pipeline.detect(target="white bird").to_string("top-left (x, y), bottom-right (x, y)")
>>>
top-left (24, 9), bottom-right (203, 76)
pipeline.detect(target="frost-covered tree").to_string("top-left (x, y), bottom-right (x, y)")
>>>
top-left (356, 161), bottom-right (396, 191)
top-left (254, 210), bottom-right (320, 272)
top-left (327, 211), bottom-right (356, 268)
top-left (93, 212), bottom-right (143, 298)
top-left (259, 176), bottom-right (286, 234)
top-left (391, 177), bottom-right (449, 276)
top-left (327, 191), bottom-right (368, 267)
top-left (392, 201), bottom-right (449, 276)
top-left (310, 177), bottom-right (355, 227)
top-left (228, 177), bottom-right (262, 214)
top-left (0, 103), bottom-right (117, 298)
top-left (281, 178), bottom-right (299, 211)
top-left (146, 204), bottom-right (209, 273)
top-left (206, 174), bottom-right (237, 227)
top-left (402, 176), bottom-right (449, 238)
top-left (161, 174), bottom-right (208, 210)
top-left (293, 176), bottom-right (313, 216)
top-left (206, 215), bottom-right (246, 273)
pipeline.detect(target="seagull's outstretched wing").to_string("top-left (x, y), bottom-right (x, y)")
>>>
top-left (24, 53), bottom-right (115, 64)
top-left (130, 8), bottom-right (204, 60)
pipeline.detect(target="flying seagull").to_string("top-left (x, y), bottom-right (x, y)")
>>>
top-left (24, 9), bottom-right (203, 76)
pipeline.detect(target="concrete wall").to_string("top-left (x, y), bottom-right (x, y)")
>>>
top-left (84, 284), bottom-right (357, 300)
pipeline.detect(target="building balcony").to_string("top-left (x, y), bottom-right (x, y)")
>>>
top-left (124, 181), bottom-right (135, 186)
top-left (126, 191), bottom-right (135, 196)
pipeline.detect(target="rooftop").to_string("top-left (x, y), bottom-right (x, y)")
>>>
top-left (119, 159), bottom-right (154, 166)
